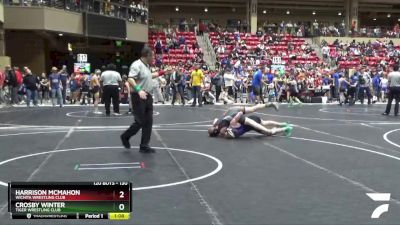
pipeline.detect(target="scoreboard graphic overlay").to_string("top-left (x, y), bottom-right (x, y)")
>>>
top-left (8, 182), bottom-right (132, 220)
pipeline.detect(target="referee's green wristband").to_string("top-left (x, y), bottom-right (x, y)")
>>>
top-left (134, 85), bottom-right (141, 92)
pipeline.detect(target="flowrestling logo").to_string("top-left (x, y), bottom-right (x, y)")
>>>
top-left (366, 193), bottom-right (391, 219)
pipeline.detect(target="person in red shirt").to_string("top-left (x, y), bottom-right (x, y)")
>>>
top-left (14, 67), bottom-right (23, 103)
top-left (14, 67), bottom-right (23, 86)
top-left (394, 23), bottom-right (400, 38)
top-left (351, 21), bottom-right (356, 36)
top-left (75, 72), bottom-right (82, 100)
top-left (199, 22), bottom-right (206, 36)
top-left (0, 70), bottom-right (5, 104)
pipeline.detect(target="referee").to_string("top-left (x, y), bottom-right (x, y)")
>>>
top-left (383, 64), bottom-right (400, 116)
top-left (120, 45), bottom-right (169, 153)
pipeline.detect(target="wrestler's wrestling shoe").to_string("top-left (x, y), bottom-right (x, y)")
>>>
top-left (280, 122), bottom-right (289, 127)
top-left (288, 102), bottom-right (302, 108)
top-left (265, 102), bottom-right (279, 111)
top-left (284, 126), bottom-right (293, 137)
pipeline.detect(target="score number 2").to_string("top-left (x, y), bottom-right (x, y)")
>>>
top-left (116, 190), bottom-right (128, 200)
top-left (117, 191), bottom-right (128, 211)
top-left (119, 191), bottom-right (125, 210)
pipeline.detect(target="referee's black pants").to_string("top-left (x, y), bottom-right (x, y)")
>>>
top-left (384, 87), bottom-right (400, 116)
top-left (121, 92), bottom-right (153, 148)
top-left (103, 85), bottom-right (120, 115)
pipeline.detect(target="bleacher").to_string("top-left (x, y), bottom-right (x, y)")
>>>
top-left (148, 31), bottom-right (202, 65)
top-left (327, 43), bottom-right (400, 68)
top-left (209, 32), bottom-right (320, 66)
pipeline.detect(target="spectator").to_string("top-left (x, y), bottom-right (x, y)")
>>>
top-left (22, 67), bottom-right (39, 107)
top-left (359, 68), bottom-right (372, 105)
top-left (394, 24), bottom-right (400, 38)
top-left (190, 64), bottom-right (204, 107)
top-left (182, 19), bottom-right (189, 32)
top-left (121, 75), bottom-right (133, 114)
top-left (100, 63), bottom-right (122, 116)
top-left (252, 66), bottom-right (264, 104)
top-left (154, 37), bottom-right (163, 55)
top-left (217, 45), bottom-right (225, 54)
top-left (152, 74), bottom-right (164, 104)
top-left (69, 73), bottom-right (79, 104)
top-left (351, 21), bottom-right (356, 36)
top-left (5, 65), bottom-right (18, 104)
top-left (129, 1), bottom-right (137, 22)
top-left (198, 21), bottom-right (205, 36)
top-left (59, 65), bottom-right (68, 105)
top-left (0, 70), bottom-right (5, 104)
top-left (14, 67), bottom-right (23, 103)
top-left (233, 74), bottom-right (243, 103)
top-left (183, 45), bottom-right (190, 54)
top-left (162, 70), bottom-right (171, 102)
top-left (212, 70), bottom-right (224, 102)
top-left (80, 74), bottom-right (91, 105)
top-left (224, 69), bottom-right (235, 100)
top-left (170, 67), bottom-right (185, 106)
top-left (381, 73), bottom-right (389, 102)
top-left (312, 20), bottom-right (319, 36)
top-left (331, 69), bottom-right (340, 99)
top-left (338, 74), bottom-right (350, 106)
top-left (279, 21), bottom-right (285, 34)
top-left (155, 55), bottom-right (162, 67)
top-left (49, 67), bottom-right (63, 107)
top-left (178, 36), bottom-right (185, 45)
top-left (38, 73), bottom-right (49, 105)
top-left (321, 45), bottom-right (330, 61)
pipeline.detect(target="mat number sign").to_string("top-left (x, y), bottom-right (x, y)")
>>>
top-left (77, 54), bottom-right (88, 63)
top-left (272, 56), bottom-right (282, 64)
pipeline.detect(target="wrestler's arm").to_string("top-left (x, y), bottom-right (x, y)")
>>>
top-left (219, 127), bottom-right (228, 137)
top-left (229, 112), bottom-right (243, 127)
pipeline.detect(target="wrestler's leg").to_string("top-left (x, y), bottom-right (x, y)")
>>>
top-left (260, 120), bottom-right (287, 127)
top-left (243, 117), bottom-right (290, 136)
top-left (244, 102), bottom-right (279, 113)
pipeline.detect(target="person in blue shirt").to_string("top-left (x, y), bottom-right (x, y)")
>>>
top-left (332, 70), bottom-right (340, 99)
top-left (155, 55), bottom-right (162, 68)
top-left (322, 75), bottom-right (330, 86)
top-left (348, 72), bottom-right (359, 106)
top-left (234, 32), bottom-right (241, 42)
top-left (179, 36), bottom-right (185, 45)
top-left (59, 65), bottom-right (68, 105)
top-left (49, 67), bottom-right (63, 107)
top-left (264, 67), bottom-right (273, 102)
top-left (252, 67), bottom-right (264, 104)
top-left (69, 73), bottom-right (78, 104)
top-left (266, 69), bottom-right (274, 84)
top-left (372, 72), bottom-right (381, 102)
top-left (321, 74), bottom-right (332, 101)
top-left (233, 74), bottom-right (243, 103)
top-left (237, 65), bottom-right (244, 77)
top-left (221, 57), bottom-right (227, 68)
top-left (338, 74), bottom-right (350, 106)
